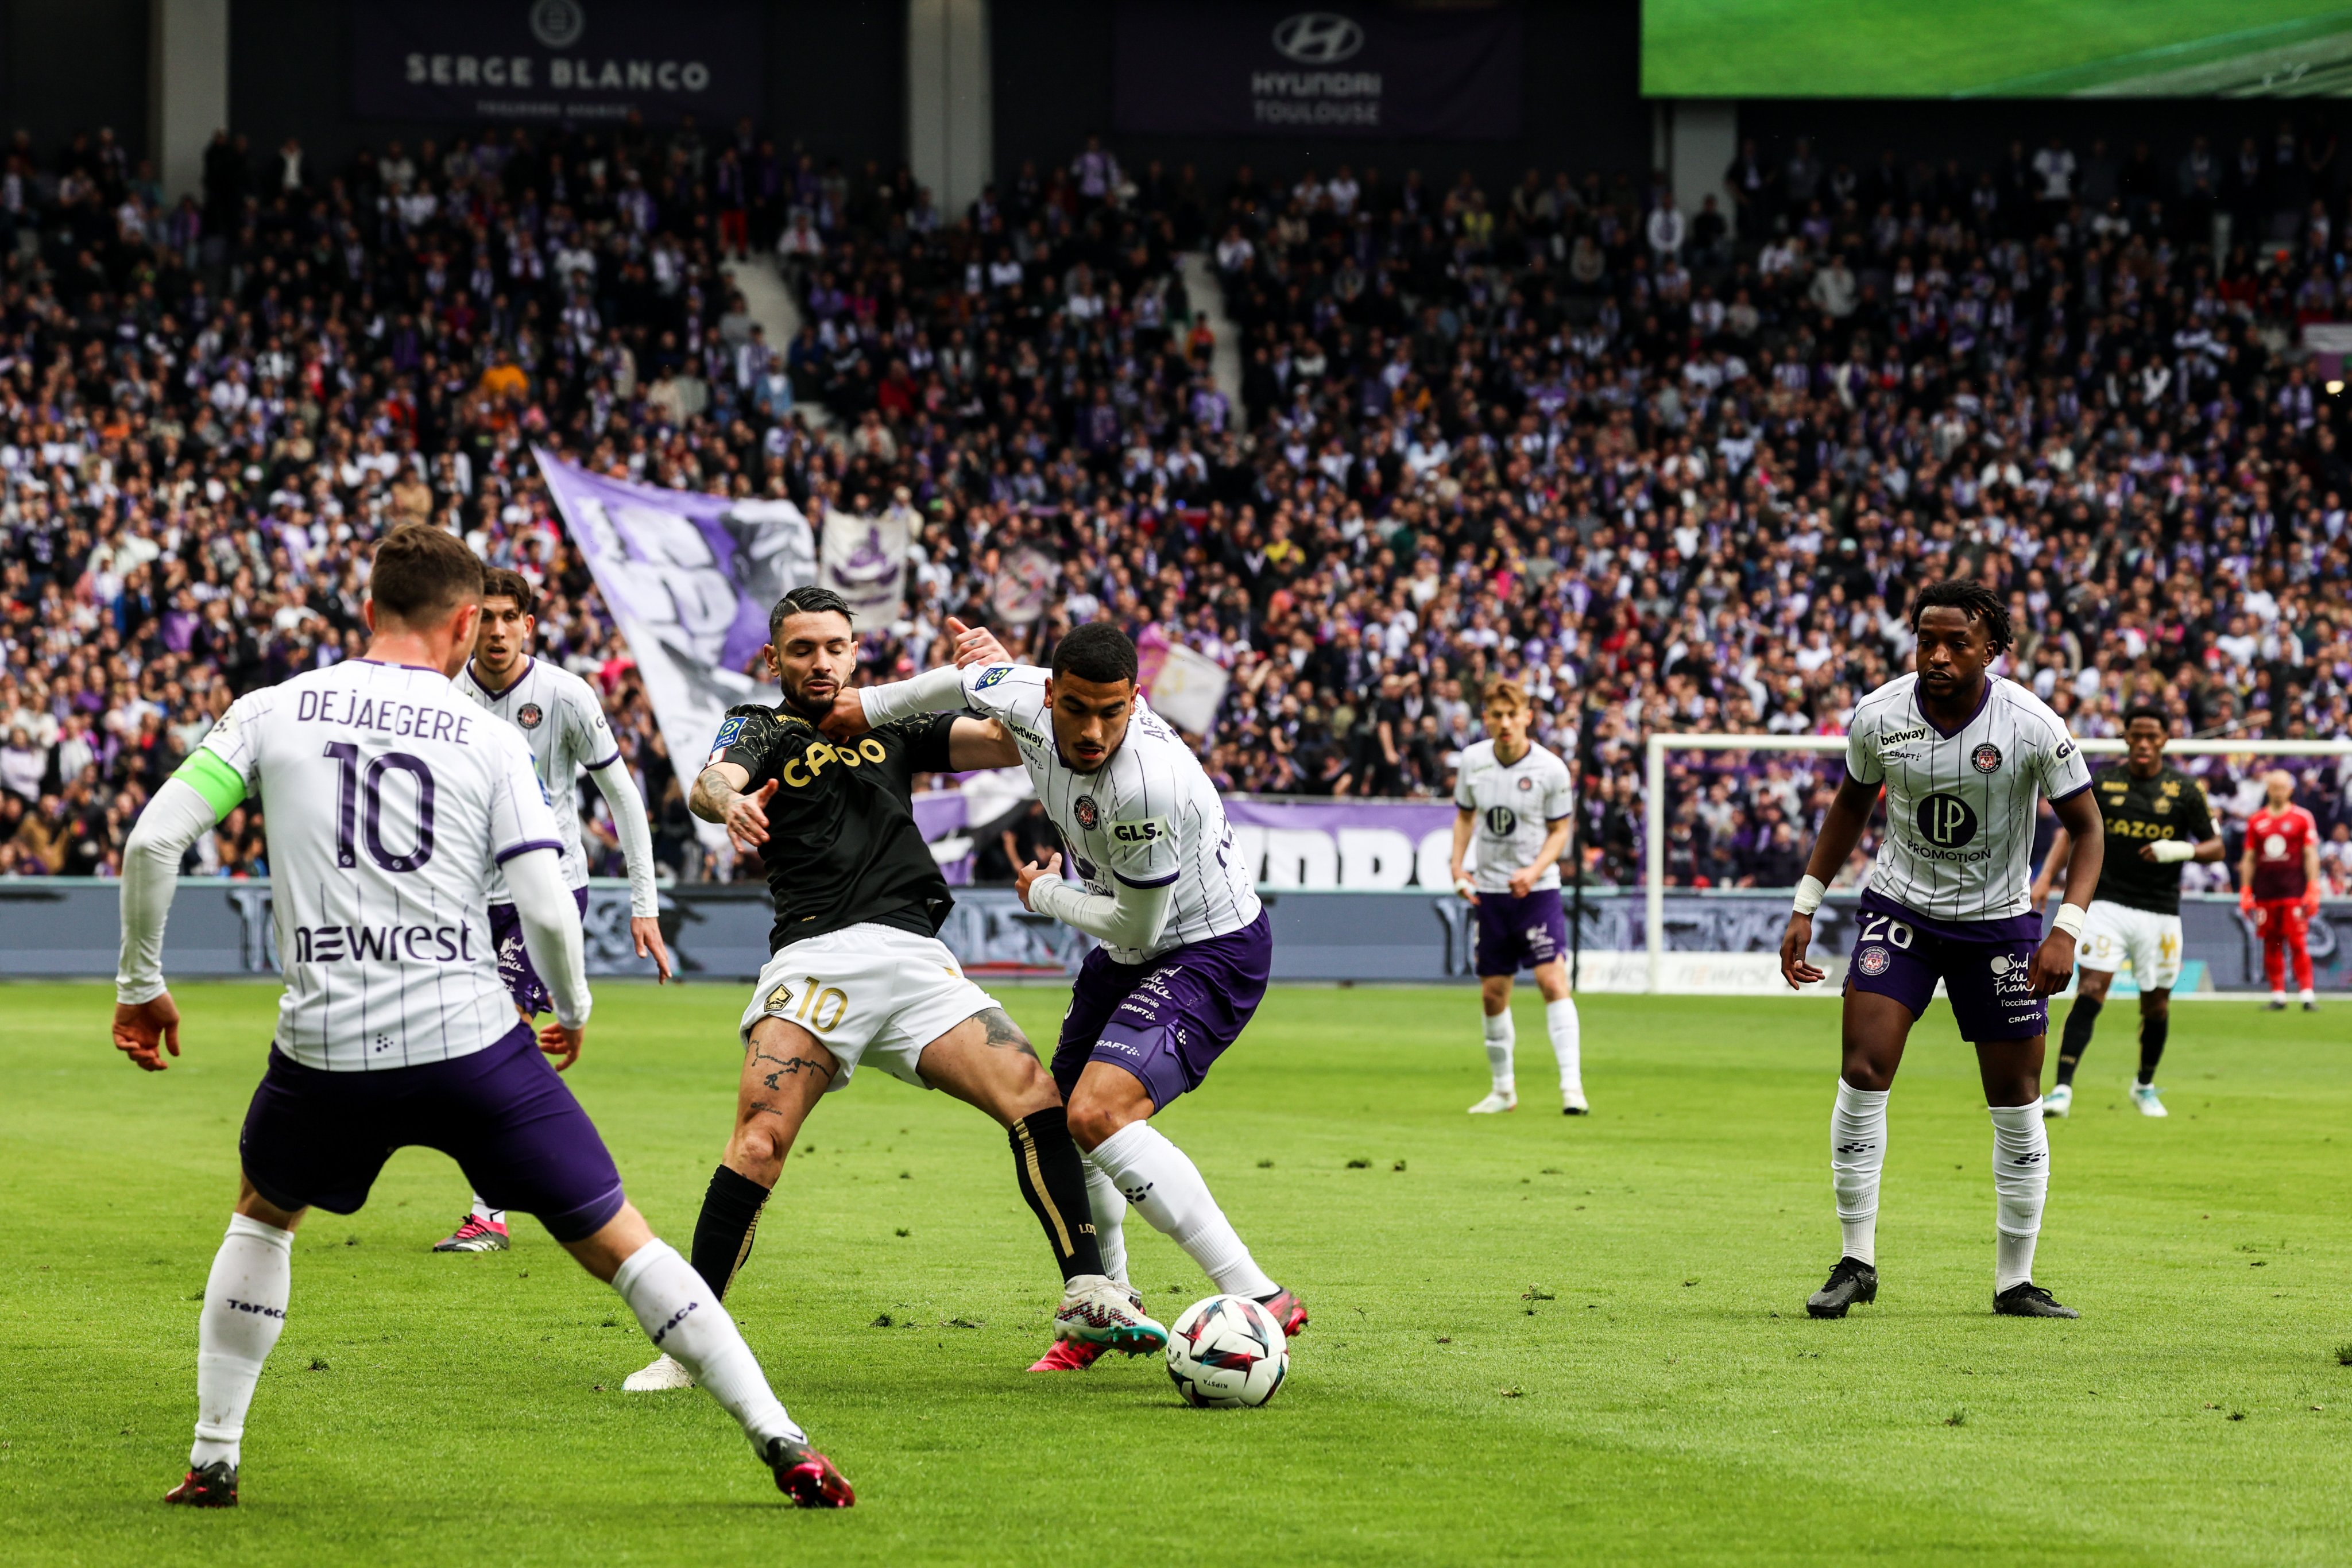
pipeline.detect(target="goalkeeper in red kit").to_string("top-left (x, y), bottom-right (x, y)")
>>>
top-left (2239, 769), bottom-right (2323, 1011)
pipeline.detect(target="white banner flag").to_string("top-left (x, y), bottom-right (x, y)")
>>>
top-left (819, 506), bottom-right (908, 624)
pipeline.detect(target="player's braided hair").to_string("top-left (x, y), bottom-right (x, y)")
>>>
top-left (769, 583), bottom-right (854, 641)
top-left (1908, 578), bottom-right (2013, 655)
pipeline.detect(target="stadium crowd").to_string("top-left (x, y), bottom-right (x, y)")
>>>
top-left (1, 118), bottom-right (2349, 892)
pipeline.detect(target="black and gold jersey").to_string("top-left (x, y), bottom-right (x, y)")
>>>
top-left (711, 703), bottom-right (958, 952)
top-left (2088, 762), bottom-right (2214, 916)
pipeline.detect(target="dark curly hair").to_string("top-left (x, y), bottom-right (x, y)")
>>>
top-left (769, 583), bottom-right (854, 641)
top-left (1908, 578), bottom-right (2013, 655)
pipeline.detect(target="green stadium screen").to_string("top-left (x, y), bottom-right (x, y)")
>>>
top-left (1643, 0), bottom-right (2352, 96)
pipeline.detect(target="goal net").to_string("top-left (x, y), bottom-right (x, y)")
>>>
top-left (1622, 732), bottom-right (2352, 996)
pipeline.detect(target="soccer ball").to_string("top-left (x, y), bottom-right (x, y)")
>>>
top-left (1165, 1294), bottom-right (1289, 1408)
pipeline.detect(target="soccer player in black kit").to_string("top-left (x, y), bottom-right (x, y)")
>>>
top-left (2029, 707), bottom-right (2223, 1119)
top-left (620, 586), bottom-right (1165, 1392)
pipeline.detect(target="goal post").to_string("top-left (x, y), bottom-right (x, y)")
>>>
top-left (1639, 731), bottom-right (2352, 994)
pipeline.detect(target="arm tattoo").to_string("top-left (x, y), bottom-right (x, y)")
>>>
top-left (977, 1006), bottom-right (1037, 1058)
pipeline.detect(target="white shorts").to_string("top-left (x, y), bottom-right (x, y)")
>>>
top-left (2078, 900), bottom-right (2184, 990)
top-left (738, 923), bottom-right (999, 1093)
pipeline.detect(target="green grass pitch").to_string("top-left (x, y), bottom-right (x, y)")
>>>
top-left (6, 981), bottom-right (2352, 1565)
top-left (1642, 0), bottom-right (2352, 97)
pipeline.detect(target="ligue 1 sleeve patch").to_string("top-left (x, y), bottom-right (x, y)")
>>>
top-left (976, 666), bottom-right (1011, 689)
top-left (712, 715), bottom-right (746, 752)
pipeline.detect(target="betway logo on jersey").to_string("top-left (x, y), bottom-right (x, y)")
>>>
top-left (293, 923), bottom-right (478, 963)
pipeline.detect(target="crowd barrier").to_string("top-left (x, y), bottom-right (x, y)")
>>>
top-left (9, 880), bottom-right (2346, 992)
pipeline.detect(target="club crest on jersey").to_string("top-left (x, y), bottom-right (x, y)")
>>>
top-left (1971, 743), bottom-right (2002, 773)
top-left (1857, 945), bottom-right (1891, 977)
top-left (1074, 795), bottom-right (1101, 830)
top-left (1517, 776), bottom-right (1534, 791)
top-left (517, 702), bottom-right (544, 730)
top-left (977, 666), bottom-right (1011, 690)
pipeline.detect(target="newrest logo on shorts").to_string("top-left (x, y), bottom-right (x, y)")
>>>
top-left (294, 924), bottom-right (478, 963)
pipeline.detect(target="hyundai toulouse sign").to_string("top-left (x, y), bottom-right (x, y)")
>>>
top-left (352, 0), bottom-right (764, 126)
top-left (1113, 1), bottom-right (1521, 140)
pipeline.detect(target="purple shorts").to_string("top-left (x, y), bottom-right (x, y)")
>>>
top-left (488, 886), bottom-right (592, 1016)
top-left (238, 1023), bottom-right (626, 1241)
top-left (1846, 895), bottom-right (2049, 1043)
top-left (1475, 888), bottom-right (1568, 977)
top-left (1054, 909), bottom-right (1274, 1109)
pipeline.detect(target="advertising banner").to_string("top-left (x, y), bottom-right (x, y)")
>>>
top-left (352, 0), bottom-right (764, 126)
top-left (1112, 1), bottom-right (1522, 140)
top-left (533, 450), bottom-right (813, 837)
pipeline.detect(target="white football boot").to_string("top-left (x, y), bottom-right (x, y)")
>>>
top-left (1561, 1085), bottom-right (1590, 1117)
top-left (2130, 1082), bottom-right (2169, 1118)
top-left (1468, 1087), bottom-right (1518, 1114)
top-left (2040, 1083), bottom-right (2072, 1118)
top-left (621, 1353), bottom-right (695, 1392)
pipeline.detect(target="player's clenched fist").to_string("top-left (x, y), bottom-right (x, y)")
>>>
top-left (113, 993), bottom-right (183, 1070)
top-left (1015, 851), bottom-right (1063, 912)
top-left (2026, 929), bottom-right (2076, 997)
top-left (725, 778), bottom-right (779, 853)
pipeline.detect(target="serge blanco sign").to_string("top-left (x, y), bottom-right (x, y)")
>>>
top-left (352, 0), bottom-right (764, 125)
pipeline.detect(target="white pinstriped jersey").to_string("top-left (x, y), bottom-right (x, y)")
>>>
top-left (455, 656), bottom-right (619, 896)
top-left (1453, 738), bottom-right (1575, 892)
top-left (1845, 673), bottom-right (2092, 924)
top-left (960, 663), bottom-right (1260, 963)
top-left (195, 659), bottom-right (564, 1069)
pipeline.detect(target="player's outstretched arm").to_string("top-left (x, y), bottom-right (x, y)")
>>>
top-left (1780, 772), bottom-right (1878, 990)
top-left (508, 847), bottom-right (592, 1069)
top-left (946, 717), bottom-right (1022, 770)
top-left (691, 760), bottom-right (778, 853)
top-left (2029, 786), bottom-right (2105, 996)
top-left (113, 776), bottom-right (220, 1070)
top-left (584, 756), bottom-right (672, 982)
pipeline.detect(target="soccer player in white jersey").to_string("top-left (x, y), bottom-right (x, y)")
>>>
top-left (431, 566), bottom-right (674, 1253)
top-left (845, 619), bottom-right (1308, 1373)
top-left (1777, 580), bottom-right (2103, 1322)
top-left (1448, 679), bottom-right (1585, 1115)
top-left (111, 526), bottom-right (853, 1509)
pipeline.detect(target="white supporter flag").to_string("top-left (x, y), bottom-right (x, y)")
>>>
top-left (1146, 640), bottom-right (1229, 735)
top-left (819, 506), bottom-right (908, 623)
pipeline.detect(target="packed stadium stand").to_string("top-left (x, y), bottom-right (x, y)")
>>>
top-left (3, 116), bottom-right (2349, 893)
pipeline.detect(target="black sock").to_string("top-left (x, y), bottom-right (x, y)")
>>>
top-left (1007, 1106), bottom-right (1104, 1282)
top-left (688, 1164), bottom-right (772, 1303)
top-left (2055, 996), bottom-right (2101, 1087)
top-left (2137, 1012), bottom-right (2169, 1085)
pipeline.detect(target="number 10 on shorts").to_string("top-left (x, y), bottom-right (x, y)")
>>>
top-left (766, 977), bottom-right (849, 1033)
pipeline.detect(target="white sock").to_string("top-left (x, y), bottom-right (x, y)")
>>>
top-left (1831, 1081), bottom-right (1889, 1267)
top-left (469, 1194), bottom-right (505, 1226)
top-left (1545, 996), bottom-right (1582, 1097)
top-left (1089, 1120), bottom-right (1278, 1299)
top-left (1083, 1156), bottom-right (1129, 1286)
top-left (191, 1214), bottom-right (295, 1469)
top-left (2273, 989), bottom-right (2288, 1002)
top-left (2301, 988), bottom-right (2317, 1004)
top-left (1989, 1103), bottom-right (2049, 1292)
top-left (611, 1240), bottom-right (803, 1454)
top-left (1482, 1009), bottom-right (1515, 1092)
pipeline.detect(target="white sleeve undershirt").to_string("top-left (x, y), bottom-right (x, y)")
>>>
top-left (115, 777), bottom-right (219, 1004)
top-left (857, 663), bottom-right (969, 726)
top-left (505, 846), bottom-right (593, 1029)
top-left (585, 756), bottom-right (661, 917)
top-left (1027, 871), bottom-right (1174, 952)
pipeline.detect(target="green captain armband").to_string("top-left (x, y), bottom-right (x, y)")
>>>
top-left (172, 749), bottom-right (248, 817)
